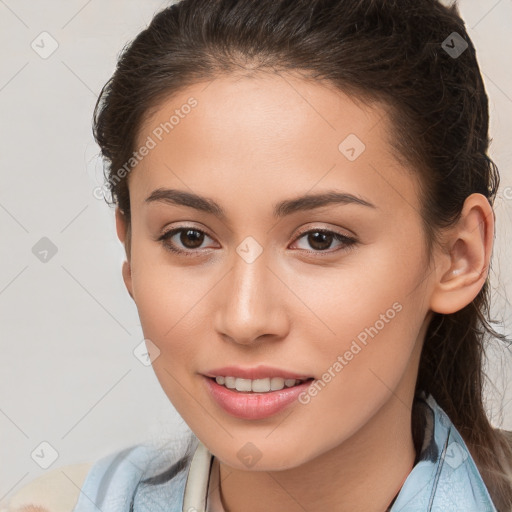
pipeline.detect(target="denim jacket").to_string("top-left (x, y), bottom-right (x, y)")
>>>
top-left (72, 391), bottom-right (498, 512)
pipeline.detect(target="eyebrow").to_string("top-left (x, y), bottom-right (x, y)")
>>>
top-left (144, 187), bottom-right (376, 219)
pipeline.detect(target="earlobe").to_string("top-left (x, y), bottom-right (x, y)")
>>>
top-left (429, 193), bottom-right (493, 315)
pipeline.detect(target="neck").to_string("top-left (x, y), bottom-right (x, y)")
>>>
top-left (216, 392), bottom-right (418, 512)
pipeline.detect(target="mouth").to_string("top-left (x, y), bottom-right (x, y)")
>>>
top-left (206, 375), bottom-right (315, 394)
top-left (203, 375), bottom-right (316, 420)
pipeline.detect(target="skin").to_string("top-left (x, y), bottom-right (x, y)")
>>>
top-left (115, 72), bottom-right (493, 512)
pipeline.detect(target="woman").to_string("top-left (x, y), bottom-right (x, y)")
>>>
top-left (10, 0), bottom-right (512, 510)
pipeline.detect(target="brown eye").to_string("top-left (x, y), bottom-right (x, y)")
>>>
top-left (158, 227), bottom-right (215, 255)
top-left (292, 229), bottom-right (357, 254)
top-left (178, 229), bottom-right (205, 249)
top-left (306, 231), bottom-right (334, 251)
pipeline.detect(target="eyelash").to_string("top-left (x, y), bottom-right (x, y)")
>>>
top-left (157, 226), bottom-right (357, 258)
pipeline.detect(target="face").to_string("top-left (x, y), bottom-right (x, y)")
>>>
top-left (118, 72), bottom-right (437, 471)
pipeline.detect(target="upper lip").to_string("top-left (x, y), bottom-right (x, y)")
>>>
top-left (203, 365), bottom-right (314, 380)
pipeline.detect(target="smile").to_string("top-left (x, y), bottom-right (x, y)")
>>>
top-left (213, 376), bottom-right (312, 393)
top-left (204, 376), bottom-right (316, 420)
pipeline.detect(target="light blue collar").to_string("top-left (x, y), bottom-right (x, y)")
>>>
top-left (388, 391), bottom-right (497, 511)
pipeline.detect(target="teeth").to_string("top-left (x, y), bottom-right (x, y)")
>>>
top-left (214, 376), bottom-right (307, 392)
top-left (235, 378), bottom-right (252, 392)
top-left (225, 376), bottom-right (236, 389)
top-left (270, 377), bottom-right (285, 391)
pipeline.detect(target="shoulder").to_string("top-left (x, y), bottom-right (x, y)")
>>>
top-left (3, 444), bottom-right (147, 512)
top-left (4, 444), bottom-right (152, 512)
top-left (73, 438), bottom-right (197, 512)
top-left (4, 437), bottom-right (198, 512)
top-left (4, 462), bottom-right (92, 512)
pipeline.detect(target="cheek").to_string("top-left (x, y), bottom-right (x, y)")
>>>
top-left (292, 242), bottom-right (426, 346)
top-left (129, 249), bottom-right (202, 365)
top-left (293, 247), bottom-right (428, 403)
top-left (290, 297), bottom-right (424, 452)
top-left (303, 287), bottom-right (415, 392)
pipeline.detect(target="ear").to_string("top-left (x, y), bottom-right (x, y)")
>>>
top-left (429, 193), bottom-right (494, 314)
top-left (115, 207), bottom-right (134, 301)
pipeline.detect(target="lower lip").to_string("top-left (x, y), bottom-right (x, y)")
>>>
top-left (203, 376), bottom-right (314, 420)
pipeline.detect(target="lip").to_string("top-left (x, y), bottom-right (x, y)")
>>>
top-left (202, 365), bottom-right (314, 380)
top-left (203, 375), bottom-right (314, 420)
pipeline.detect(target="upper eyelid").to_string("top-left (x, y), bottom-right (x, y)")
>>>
top-left (160, 225), bottom-right (216, 241)
top-left (294, 225), bottom-right (355, 239)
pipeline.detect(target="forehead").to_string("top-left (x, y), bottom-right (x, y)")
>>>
top-left (130, 73), bottom-right (421, 217)
top-left (136, 72), bottom-right (385, 151)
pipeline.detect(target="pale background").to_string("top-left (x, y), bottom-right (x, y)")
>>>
top-left (0, 0), bottom-right (511, 505)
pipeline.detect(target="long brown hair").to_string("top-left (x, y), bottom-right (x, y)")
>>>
top-left (92, 0), bottom-right (512, 509)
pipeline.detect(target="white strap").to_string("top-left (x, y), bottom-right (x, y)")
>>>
top-left (182, 440), bottom-right (213, 512)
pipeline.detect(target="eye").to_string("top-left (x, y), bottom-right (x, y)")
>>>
top-left (158, 227), bottom-right (216, 256)
top-left (158, 226), bottom-right (357, 257)
top-left (290, 228), bottom-right (357, 254)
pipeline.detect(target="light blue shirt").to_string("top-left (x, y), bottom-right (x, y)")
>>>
top-left (72, 390), bottom-right (498, 511)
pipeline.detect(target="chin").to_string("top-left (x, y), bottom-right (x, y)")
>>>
top-left (210, 439), bottom-right (315, 472)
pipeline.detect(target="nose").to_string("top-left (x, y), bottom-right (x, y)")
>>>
top-left (213, 249), bottom-right (289, 346)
